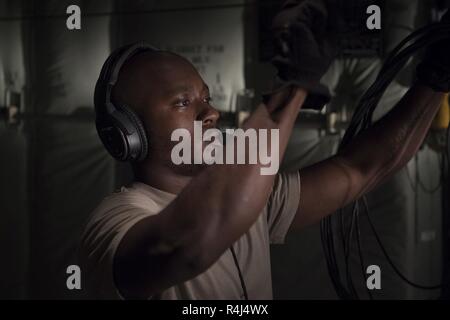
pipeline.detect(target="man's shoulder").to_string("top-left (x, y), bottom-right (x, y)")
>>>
top-left (103, 184), bottom-right (154, 207)
top-left (87, 183), bottom-right (162, 224)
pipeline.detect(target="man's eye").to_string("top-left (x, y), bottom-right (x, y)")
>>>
top-left (176, 99), bottom-right (190, 107)
top-left (203, 96), bottom-right (213, 104)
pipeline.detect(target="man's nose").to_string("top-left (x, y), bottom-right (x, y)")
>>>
top-left (198, 104), bottom-right (220, 128)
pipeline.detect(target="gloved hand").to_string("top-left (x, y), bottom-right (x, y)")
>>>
top-left (416, 10), bottom-right (450, 92)
top-left (265, 0), bottom-right (337, 109)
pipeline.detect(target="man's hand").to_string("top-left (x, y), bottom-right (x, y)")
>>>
top-left (416, 10), bottom-right (450, 93)
top-left (267, 0), bottom-right (337, 109)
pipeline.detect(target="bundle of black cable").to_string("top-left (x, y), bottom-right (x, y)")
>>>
top-left (321, 9), bottom-right (450, 300)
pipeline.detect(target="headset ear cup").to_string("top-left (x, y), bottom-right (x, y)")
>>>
top-left (120, 105), bottom-right (149, 161)
top-left (96, 116), bottom-right (129, 161)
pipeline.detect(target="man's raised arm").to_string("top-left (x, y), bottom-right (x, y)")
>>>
top-left (290, 10), bottom-right (450, 230)
top-left (291, 84), bottom-right (445, 230)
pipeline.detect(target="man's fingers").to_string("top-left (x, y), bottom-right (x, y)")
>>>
top-left (282, 88), bottom-right (307, 117)
top-left (264, 86), bottom-right (307, 114)
top-left (265, 85), bottom-right (294, 113)
top-left (244, 87), bottom-right (307, 130)
top-left (266, 85), bottom-right (307, 123)
top-left (289, 87), bottom-right (308, 107)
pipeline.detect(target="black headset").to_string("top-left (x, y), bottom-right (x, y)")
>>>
top-left (94, 41), bottom-right (159, 162)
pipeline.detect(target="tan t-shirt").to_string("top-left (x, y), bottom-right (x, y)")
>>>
top-left (79, 171), bottom-right (301, 300)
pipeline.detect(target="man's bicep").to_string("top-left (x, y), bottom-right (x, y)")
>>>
top-left (113, 212), bottom-right (204, 299)
top-left (291, 155), bottom-right (368, 230)
top-left (113, 215), bottom-right (170, 299)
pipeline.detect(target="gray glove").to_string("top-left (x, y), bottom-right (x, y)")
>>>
top-left (416, 10), bottom-right (450, 92)
top-left (265, 0), bottom-right (337, 109)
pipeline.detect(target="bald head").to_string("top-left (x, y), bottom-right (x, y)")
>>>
top-left (112, 50), bottom-right (200, 117)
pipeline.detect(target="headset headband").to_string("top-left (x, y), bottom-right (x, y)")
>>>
top-left (94, 41), bottom-right (159, 115)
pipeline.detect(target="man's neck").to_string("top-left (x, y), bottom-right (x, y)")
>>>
top-left (133, 161), bottom-right (194, 195)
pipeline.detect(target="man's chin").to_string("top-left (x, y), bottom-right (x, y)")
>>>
top-left (169, 163), bottom-right (208, 177)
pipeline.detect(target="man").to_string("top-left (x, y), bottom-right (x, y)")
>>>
top-left (79, 3), bottom-right (449, 299)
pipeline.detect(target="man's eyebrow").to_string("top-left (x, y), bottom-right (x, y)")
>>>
top-left (164, 85), bottom-right (192, 97)
top-left (165, 84), bottom-right (209, 97)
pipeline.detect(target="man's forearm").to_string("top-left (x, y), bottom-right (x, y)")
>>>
top-left (339, 83), bottom-right (445, 193)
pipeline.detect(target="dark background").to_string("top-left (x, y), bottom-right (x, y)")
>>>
top-left (0, 0), bottom-right (449, 299)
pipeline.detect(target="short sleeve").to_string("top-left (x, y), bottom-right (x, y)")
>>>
top-left (266, 171), bottom-right (301, 244)
top-left (78, 193), bottom-right (156, 299)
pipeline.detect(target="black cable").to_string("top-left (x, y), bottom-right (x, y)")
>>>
top-left (361, 197), bottom-right (442, 290)
top-left (229, 245), bottom-right (248, 300)
top-left (321, 19), bottom-right (450, 298)
top-left (344, 203), bottom-right (359, 299)
top-left (342, 24), bottom-right (450, 144)
top-left (321, 215), bottom-right (351, 299)
top-left (339, 210), bottom-right (347, 254)
top-left (380, 25), bottom-right (450, 75)
top-left (355, 206), bottom-right (373, 299)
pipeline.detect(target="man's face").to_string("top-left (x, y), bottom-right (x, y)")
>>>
top-left (136, 53), bottom-right (220, 174)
